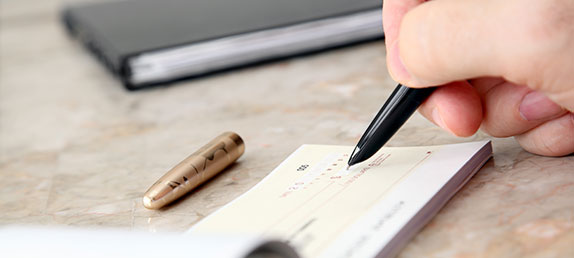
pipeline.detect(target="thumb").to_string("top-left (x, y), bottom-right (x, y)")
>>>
top-left (388, 0), bottom-right (560, 89)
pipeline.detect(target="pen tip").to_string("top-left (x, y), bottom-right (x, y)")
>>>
top-left (346, 165), bottom-right (350, 171)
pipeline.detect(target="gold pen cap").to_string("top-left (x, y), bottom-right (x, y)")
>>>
top-left (143, 132), bottom-right (245, 209)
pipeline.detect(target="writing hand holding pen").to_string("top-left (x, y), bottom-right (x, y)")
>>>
top-left (383, 0), bottom-right (574, 156)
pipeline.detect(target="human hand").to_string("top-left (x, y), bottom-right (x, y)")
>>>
top-left (383, 0), bottom-right (574, 156)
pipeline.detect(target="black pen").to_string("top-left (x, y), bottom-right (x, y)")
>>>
top-left (347, 84), bottom-right (435, 168)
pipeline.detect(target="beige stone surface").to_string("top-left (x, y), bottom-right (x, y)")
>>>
top-left (1, 1), bottom-right (573, 257)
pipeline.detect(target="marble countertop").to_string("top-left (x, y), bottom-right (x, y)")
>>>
top-left (1, 1), bottom-right (573, 257)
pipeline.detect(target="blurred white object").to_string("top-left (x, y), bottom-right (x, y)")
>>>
top-left (0, 227), bottom-right (298, 258)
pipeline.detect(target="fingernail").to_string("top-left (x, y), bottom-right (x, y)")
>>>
top-left (519, 91), bottom-right (563, 121)
top-left (388, 41), bottom-right (411, 82)
top-left (431, 108), bottom-right (454, 135)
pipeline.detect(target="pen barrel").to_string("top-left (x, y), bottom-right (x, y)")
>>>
top-left (143, 132), bottom-right (245, 209)
top-left (351, 86), bottom-right (434, 165)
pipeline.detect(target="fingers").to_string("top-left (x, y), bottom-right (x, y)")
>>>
top-left (417, 79), bottom-right (568, 144)
top-left (389, 0), bottom-right (505, 86)
top-left (477, 82), bottom-right (567, 137)
top-left (392, 0), bottom-right (574, 101)
top-left (388, 0), bottom-right (570, 89)
top-left (383, 0), bottom-right (574, 156)
top-left (515, 113), bottom-right (574, 156)
top-left (418, 81), bottom-right (482, 137)
top-left (419, 82), bottom-right (573, 156)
